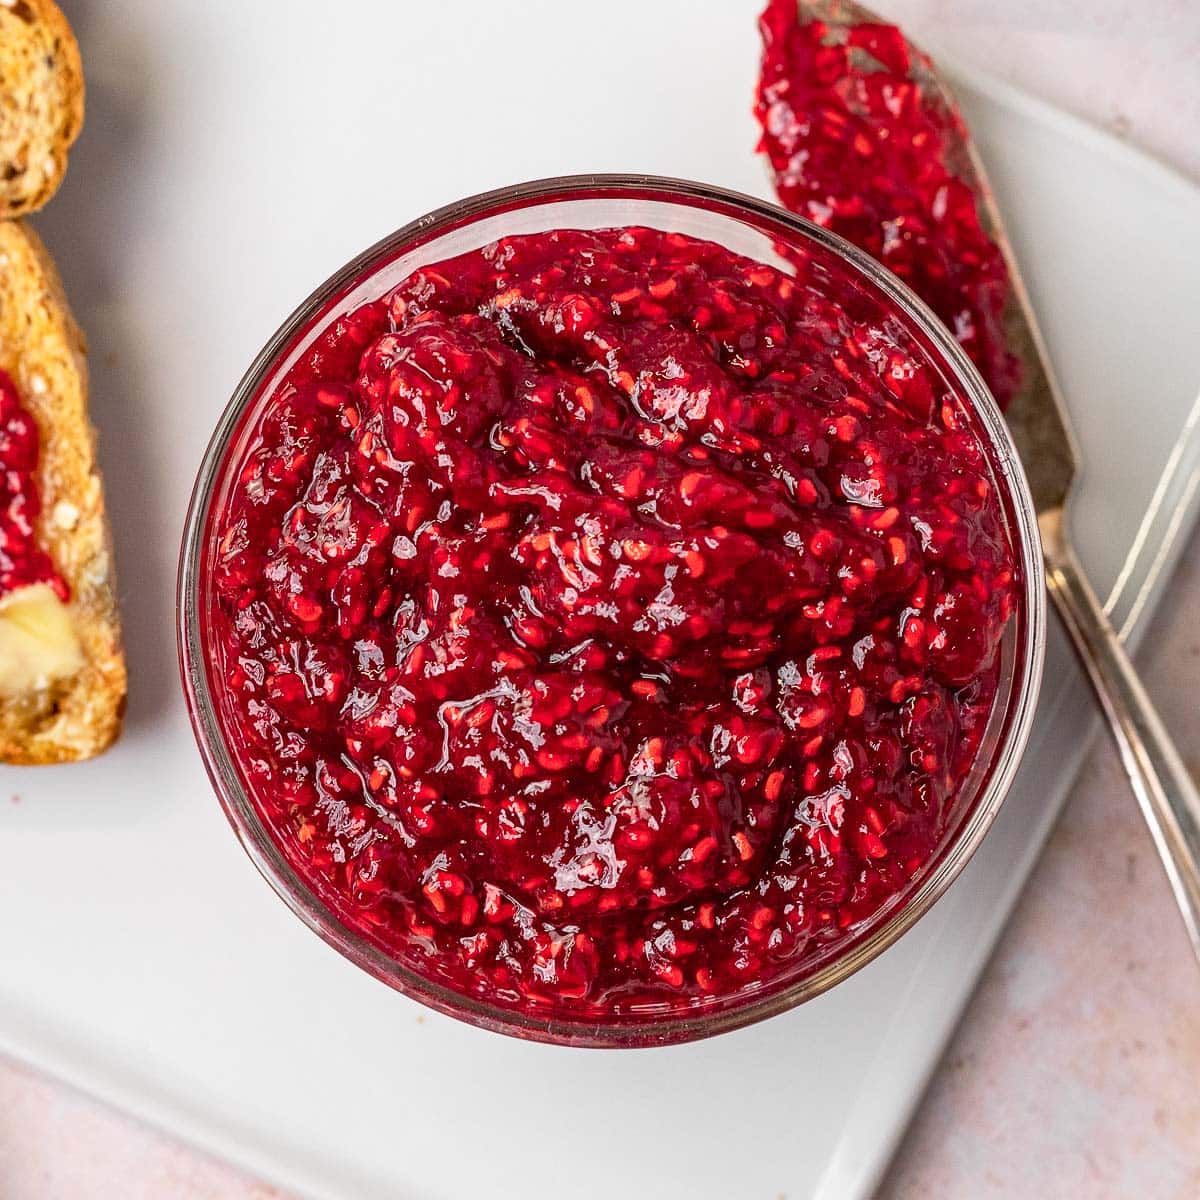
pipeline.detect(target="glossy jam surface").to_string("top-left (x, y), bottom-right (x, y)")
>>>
top-left (0, 370), bottom-right (63, 600)
top-left (209, 227), bottom-right (1017, 1019)
top-left (755, 1), bottom-right (1020, 408)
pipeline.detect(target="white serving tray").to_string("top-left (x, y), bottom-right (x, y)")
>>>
top-left (3, 3), bottom-right (1199, 1198)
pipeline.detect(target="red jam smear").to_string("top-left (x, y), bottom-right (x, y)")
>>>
top-left (755, 1), bottom-right (1021, 408)
top-left (210, 227), bottom-right (1017, 1018)
top-left (0, 369), bottom-right (65, 601)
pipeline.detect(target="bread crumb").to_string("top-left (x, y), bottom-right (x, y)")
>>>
top-left (52, 499), bottom-right (78, 529)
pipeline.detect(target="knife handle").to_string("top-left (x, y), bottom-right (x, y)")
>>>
top-left (1043, 531), bottom-right (1200, 963)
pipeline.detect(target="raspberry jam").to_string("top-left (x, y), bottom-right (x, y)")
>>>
top-left (207, 226), bottom-right (1017, 1020)
top-left (0, 370), bottom-right (64, 600)
top-left (755, 1), bottom-right (1021, 408)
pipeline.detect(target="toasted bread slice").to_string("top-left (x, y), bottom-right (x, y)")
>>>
top-left (0, 0), bottom-right (83, 216)
top-left (0, 219), bottom-right (124, 763)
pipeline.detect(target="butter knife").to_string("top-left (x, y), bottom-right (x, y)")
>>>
top-left (796, 0), bottom-right (1200, 958)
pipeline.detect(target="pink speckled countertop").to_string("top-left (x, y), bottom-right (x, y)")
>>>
top-left (2, 4), bottom-right (1198, 1198)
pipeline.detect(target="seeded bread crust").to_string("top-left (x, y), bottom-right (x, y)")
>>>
top-left (0, 0), bottom-right (83, 216)
top-left (0, 219), bottom-right (125, 763)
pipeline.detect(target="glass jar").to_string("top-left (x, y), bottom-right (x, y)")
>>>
top-left (178, 175), bottom-right (1045, 1046)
